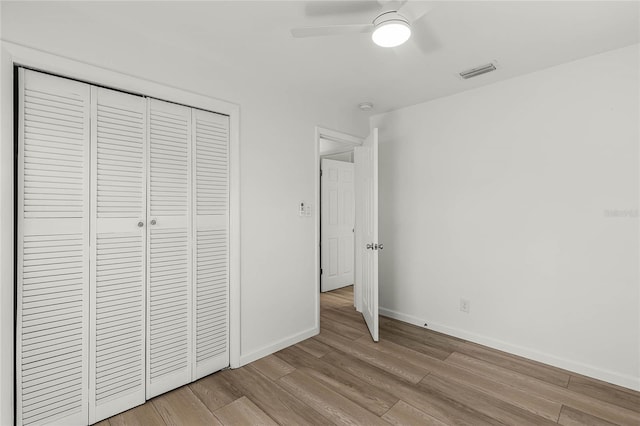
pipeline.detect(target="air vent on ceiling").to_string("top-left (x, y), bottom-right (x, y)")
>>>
top-left (459, 62), bottom-right (497, 79)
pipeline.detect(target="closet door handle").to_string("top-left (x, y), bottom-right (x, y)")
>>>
top-left (150, 219), bottom-right (157, 226)
top-left (137, 221), bottom-right (144, 228)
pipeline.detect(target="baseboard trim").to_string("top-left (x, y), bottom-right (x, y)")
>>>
top-left (379, 307), bottom-right (640, 391)
top-left (238, 326), bottom-right (319, 367)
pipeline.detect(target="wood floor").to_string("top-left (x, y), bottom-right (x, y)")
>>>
top-left (98, 286), bottom-right (640, 425)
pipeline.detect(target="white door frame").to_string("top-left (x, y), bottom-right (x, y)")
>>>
top-left (314, 127), bottom-right (363, 325)
top-left (0, 41), bottom-right (241, 424)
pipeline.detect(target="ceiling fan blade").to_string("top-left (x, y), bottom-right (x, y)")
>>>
top-left (377, 0), bottom-right (406, 12)
top-left (291, 24), bottom-right (374, 38)
top-left (397, 0), bottom-right (434, 23)
top-left (304, 1), bottom-right (382, 17)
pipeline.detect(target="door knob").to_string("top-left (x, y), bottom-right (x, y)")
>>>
top-left (150, 219), bottom-right (157, 225)
top-left (366, 243), bottom-right (374, 250)
top-left (137, 221), bottom-right (144, 228)
top-left (378, 244), bottom-right (383, 250)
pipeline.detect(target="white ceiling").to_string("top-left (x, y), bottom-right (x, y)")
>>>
top-left (2, 1), bottom-right (639, 116)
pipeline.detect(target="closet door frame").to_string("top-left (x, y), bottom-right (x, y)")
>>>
top-left (2, 43), bottom-right (241, 425)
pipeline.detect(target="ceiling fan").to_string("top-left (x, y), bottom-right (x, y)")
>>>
top-left (291, 1), bottom-right (434, 48)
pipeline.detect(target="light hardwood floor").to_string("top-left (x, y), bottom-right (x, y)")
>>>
top-left (98, 286), bottom-right (640, 425)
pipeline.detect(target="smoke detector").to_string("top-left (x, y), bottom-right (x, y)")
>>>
top-left (358, 102), bottom-right (374, 111)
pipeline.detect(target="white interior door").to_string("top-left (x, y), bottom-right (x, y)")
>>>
top-left (321, 159), bottom-right (355, 292)
top-left (89, 87), bottom-right (147, 422)
top-left (146, 99), bottom-right (193, 398)
top-left (354, 129), bottom-right (379, 342)
top-left (16, 69), bottom-right (90, 426)
top-left (192, 108), bottom-right (230, 380)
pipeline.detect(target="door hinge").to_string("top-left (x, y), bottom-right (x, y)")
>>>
top-left (320, 169), bottom-right (323, 176)
top-left (321, 268), bottom-right (323, 275)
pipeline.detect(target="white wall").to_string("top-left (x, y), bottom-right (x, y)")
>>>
top-left (0, 40), bottom-right (14, 426)
top-left (321, 151), bottom-right (354, 163)
top-left (372, 44), bottom-right (639, 390)
top-left (0, 5), bottom-right (367, 424)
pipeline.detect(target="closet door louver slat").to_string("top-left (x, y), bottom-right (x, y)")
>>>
top-left (192, 109), bottom-right (230, 379)
top-left (146, 99), bottom-right (193, 398)
top-left (89, 87), bottom-right (147, 423)
top-left (17, 69), bottom-right (90, 426)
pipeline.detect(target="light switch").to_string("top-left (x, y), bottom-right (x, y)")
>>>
top-left (299, 202), bottom-right (312, 217)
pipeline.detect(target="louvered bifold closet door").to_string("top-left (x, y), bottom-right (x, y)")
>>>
top-left (17, 69), bottom-right (90, 425)
top-left (146, 98), bottom-right (193, 398)
top-left (89, 87), bottom-right (147, 423)
top-left (192, 109), bottom-right (230, 380)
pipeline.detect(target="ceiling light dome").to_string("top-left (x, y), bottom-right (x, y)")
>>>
top-left (371, 11), bottom-right (411, 48)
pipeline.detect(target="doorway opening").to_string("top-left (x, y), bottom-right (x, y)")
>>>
top-left (314, 127), bottom-right (363, 322)
top-left (314, 126), bottom-right (380, 342)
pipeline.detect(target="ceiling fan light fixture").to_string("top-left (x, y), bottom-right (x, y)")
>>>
top-left (371, 11), bottom-right (411, 48)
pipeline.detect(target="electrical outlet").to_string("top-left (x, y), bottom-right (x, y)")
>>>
top-left (460, 298), bottom-right (470, 313)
